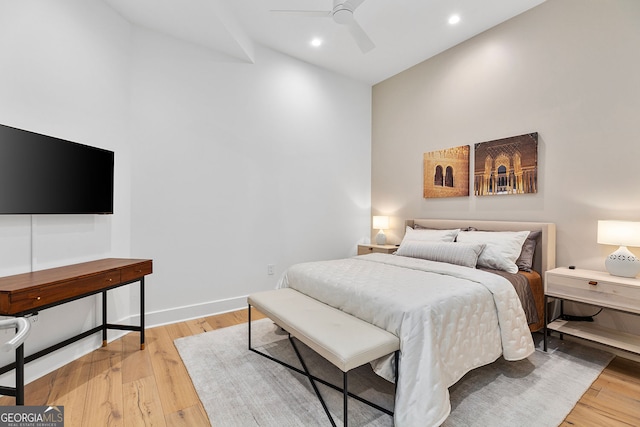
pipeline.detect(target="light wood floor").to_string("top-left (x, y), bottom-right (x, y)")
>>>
top-left (1, 309), bottom-right (639, 426)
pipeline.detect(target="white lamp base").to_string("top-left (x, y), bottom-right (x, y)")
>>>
top-left (605, 246), bottom-right (640, 278)
top-left (375, 230), bottom-right (386, 245)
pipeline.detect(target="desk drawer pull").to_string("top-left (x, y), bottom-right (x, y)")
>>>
top-left (588, 281), bottom-right (598, 286)
top-left (36, 296), bottom-right (41, 301)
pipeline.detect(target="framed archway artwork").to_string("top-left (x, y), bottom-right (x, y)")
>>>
top-left (423, 145), bottom-right (470, 198)
top-left (474, 132), bottom-right (538, 196)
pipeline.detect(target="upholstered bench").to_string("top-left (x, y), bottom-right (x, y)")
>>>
top-left (247, 288), bottom-right (400, 427)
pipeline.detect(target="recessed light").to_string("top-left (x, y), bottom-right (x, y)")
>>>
top-left (311, 38), bottom-right (323, 47)
top-left (448, 14), bottom-right (461, 25)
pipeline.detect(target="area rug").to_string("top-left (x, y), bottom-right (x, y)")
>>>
top-left (174, 319), bottom-right (613, 426)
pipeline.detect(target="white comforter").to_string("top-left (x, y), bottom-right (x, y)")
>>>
top-left (277, 253), bottom-right (534, 427)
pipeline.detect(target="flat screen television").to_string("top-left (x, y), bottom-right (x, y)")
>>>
top-left (0, 123), bottom-right (114, 214)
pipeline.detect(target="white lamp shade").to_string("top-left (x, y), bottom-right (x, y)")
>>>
top-left (597, 220), bottom-right (640, 247)
top-left (372, 216), bottom-right (389, 230)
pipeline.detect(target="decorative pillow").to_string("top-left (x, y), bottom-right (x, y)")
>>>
top-left (456, 230), bottom-right (530, 273)
top-left (402, 226), bottom-right (460, 242)
top-left (516, 231), bottom-right (541, 272)
top-left (395, 241), bottom-right (485, 268)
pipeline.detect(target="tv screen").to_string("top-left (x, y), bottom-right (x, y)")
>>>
top-left (0, 123), bottom-right (114, 214)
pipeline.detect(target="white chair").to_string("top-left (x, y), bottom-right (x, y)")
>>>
top-left (0, 318), bottom-right (31, 405)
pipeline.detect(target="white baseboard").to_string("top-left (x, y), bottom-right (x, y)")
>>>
top-left (0, 334), bottom-right (105, 388)
top-left (131, 295), bottom-right (248, 328)
top-left (0, 295), bottom-right (249, 389)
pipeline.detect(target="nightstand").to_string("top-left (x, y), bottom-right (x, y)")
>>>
top-left (544, 267), bottom-right (640, 354)
top-left (357, 244), bottom-right (398, 255)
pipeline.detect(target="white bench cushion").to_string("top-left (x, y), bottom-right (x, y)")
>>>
top-left (248, 288), bottom-right (400, 372)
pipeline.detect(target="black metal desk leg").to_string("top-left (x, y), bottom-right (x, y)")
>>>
top-left (15, 343), bottom-right (24, 405)
top-left (102, 290), bottom-right (108, 347)
top-left (140, 277), bottom-right (145, 350)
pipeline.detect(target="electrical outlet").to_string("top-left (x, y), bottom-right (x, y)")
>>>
top-left (267, 264), bottom-right (275, 275)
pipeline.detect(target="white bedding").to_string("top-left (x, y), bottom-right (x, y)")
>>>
top-left (277, 253), bottom-right (534, 427)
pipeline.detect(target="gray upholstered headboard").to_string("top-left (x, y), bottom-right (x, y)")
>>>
top-left (405, 219), bottom-right (556, 280)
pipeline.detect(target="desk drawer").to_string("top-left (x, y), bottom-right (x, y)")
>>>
top-left (546, 272), bottom-right (640, 314)
top-left (120, 261), bottom-right (152, 283)
top-left (9, 271), bottom-right (121, 314)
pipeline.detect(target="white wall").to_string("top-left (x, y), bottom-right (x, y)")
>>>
top-left (0, 0), bottom-right (372, 387)
top-left (372, 0), bottom-right (640, 333)
top-left (0, 0), bottom-right (132, 384)
top-left (128, 29), bottom-right (372, 324)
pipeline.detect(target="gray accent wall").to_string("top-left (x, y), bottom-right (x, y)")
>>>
top-left (372, 0), bottom-right (640, 334)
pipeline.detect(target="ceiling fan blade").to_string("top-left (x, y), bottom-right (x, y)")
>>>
top-left (270, 10), bottom-right (332, 18)
top-left (346, 20), bottom-right (375, 53)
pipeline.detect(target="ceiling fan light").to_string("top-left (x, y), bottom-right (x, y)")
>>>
top-left (333, 9), bottom-right (354, 25)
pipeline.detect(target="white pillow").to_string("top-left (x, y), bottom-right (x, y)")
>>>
top-left (395, 241), bottom-right (485, 268)
top-left (456, 230), bottom-right (529, 273)
top-left (402, 226), bottom-right (460, 243)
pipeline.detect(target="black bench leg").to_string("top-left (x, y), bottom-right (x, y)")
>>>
top-left (344, 372), bottom-right (348, 427)
top-left (289, 337), bottom-right (337, 427)
top-left (246, 306), bottom-right (394, 425)
top-left (247, 304), bottom-right (252, 351)
top-left (394, 350), bottom-right (400, 393)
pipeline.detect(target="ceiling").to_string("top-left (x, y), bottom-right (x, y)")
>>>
top-left (103, 0), bottom-right (546, 85)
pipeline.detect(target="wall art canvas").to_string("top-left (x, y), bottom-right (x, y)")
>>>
top-left (423, 145), bottom-right (470, 198)
top-left (474, 132), bottom-right (538, 196)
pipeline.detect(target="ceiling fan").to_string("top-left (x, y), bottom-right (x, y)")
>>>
top-left (271, 0), bottom-right (375, 53)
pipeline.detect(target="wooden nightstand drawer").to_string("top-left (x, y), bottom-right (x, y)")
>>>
top-left (357, 244), bottom-right (398, 255)
top-left (546, 268), bottom-right (640, 315)
top-left (544, 267), bottom-right (640, 355)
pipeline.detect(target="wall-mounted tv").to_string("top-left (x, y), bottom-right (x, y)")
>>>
top-left (0, 123), bottom-right (114, 214)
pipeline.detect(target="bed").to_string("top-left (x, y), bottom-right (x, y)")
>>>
top-left (277, 219), bottom-right (556, 426)
top-left (407, 219), bottom-right (556, 333)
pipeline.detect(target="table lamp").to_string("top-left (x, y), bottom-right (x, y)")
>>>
top-left (597, 220), bottom-right (640, 278)
top-left (372, 216), bottom-right (389, 245)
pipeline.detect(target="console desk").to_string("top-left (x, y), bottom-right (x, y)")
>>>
top-left (0, 258), bottom-right (152, 404)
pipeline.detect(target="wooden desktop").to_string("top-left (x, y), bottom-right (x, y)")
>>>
top-left (0, 258), bottom-right (152, 404)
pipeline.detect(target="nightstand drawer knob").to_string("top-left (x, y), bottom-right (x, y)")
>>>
top-left (588, 281), bottom-right (598, 286)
